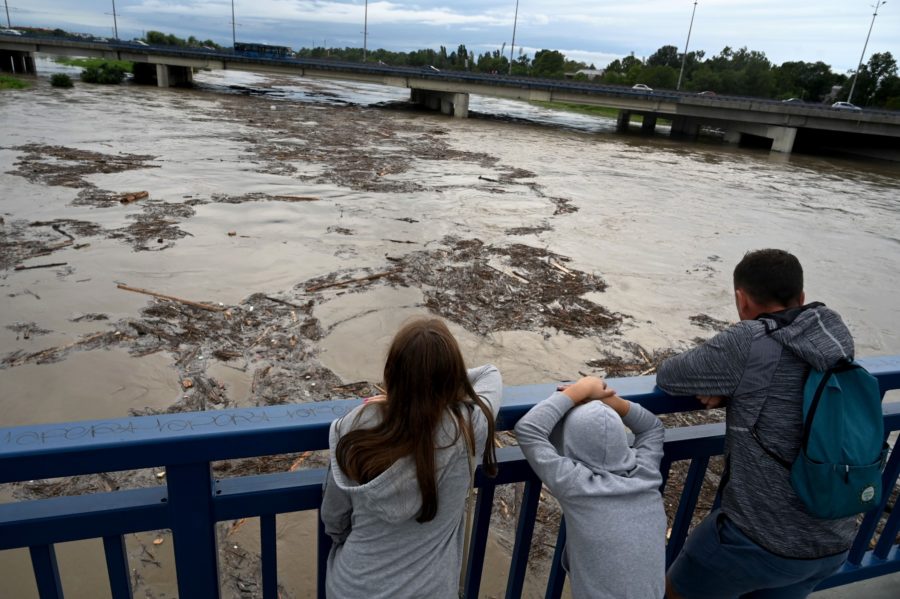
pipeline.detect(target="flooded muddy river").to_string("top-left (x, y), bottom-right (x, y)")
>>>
top-left (1, 59), bottom-right (899, 598)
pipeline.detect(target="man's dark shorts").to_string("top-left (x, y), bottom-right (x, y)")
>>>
top-left (668, 509), bottom-right (847, 599)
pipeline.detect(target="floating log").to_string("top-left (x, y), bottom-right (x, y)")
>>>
top-left (274, 195), bottom-right (320, 202)
top-left (14, 262), bottom-right (67, 271)
top-left (116, 284), bottom-right (226, 312)
top-left (120, 191), bottom-right (149, 204)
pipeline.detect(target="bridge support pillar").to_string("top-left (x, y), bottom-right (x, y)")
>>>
top-left (616, 111), bottom-right (631, 132)
top-left (769, 126), bottom-right (797, 153)
top-left (0, 50), bottom-right (36, 75)
top-left (155, 64), bottom-right (193, 88)
top-left (410, 89), bottom-right (469, 118)
top-left (723, 124), bottom-right (797, 153)
top-left (641, 114), bottom-right (658, 135)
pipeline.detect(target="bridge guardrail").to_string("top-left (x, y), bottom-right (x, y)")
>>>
top-left (1, 355), bottom-right (899, 598)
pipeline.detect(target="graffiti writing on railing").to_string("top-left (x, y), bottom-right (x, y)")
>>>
top-left (1, 404), bottom-right (355, 447)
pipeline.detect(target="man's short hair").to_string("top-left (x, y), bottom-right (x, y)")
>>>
top-left (733, 249), bottom-right (804, 306)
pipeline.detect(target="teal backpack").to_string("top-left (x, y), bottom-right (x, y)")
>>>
top-left (749, 332), bottom-right (889, 519)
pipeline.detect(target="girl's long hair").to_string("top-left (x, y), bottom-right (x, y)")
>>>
top-left (335, 318), bottom-right (498, 523)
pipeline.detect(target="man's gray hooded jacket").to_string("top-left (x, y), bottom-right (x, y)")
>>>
top-left (657, 303), bottom-right (858, 558)
top-left (321, 365), bottom-right (502, 599)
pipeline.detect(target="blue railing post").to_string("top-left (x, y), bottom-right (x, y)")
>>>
top-left (102, 535), bottom-right (133, 599)
top-left (30, 544), bottom-right (64, 599)
top-left (505, 477), bottom-right (542, 599)
top-left (167, 463), bottom-right (220, 598)
top-left (317, 510), bottom-right (332, 599)
top-left (666, 456), bottom-right (710, 567)
top-left (544, 517), bottom-right (567, 599)
top-left (260, 514), bottom-right (278, 599)
top-left (463, 480), bottom-right (496, 598)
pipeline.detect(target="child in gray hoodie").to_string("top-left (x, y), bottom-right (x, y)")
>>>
top-left (515, 376), bottom-right (666, 599)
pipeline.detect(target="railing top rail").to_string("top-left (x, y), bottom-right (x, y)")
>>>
top-left (1, 355), bottom-right (898, 484)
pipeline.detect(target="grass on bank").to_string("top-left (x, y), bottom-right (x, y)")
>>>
top-left (532, 100), bottom-right (672, 126)
top-left (52, 57), bottom-right (134, 73)
top-left (0, 75), bottom-right (29, 90)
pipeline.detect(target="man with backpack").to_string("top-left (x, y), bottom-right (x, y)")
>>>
top-left (657, 249), bottom-right (884, 599)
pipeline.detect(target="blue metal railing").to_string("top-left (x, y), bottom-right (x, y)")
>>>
top-left (2, 355), bottom-right (899, 598)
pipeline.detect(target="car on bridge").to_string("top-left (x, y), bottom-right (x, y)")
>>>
top-left (831, 101), bottom-right (861, 111)
top-left (0, 28), bottom-right (23, 36)
top-left (632, 83), bottom-right (653, 92)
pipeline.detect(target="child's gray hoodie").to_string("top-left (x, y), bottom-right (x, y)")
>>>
top-left (515, 393), bottom-right (666, 599)
top-left (321, 365), bottom-right (502, 599)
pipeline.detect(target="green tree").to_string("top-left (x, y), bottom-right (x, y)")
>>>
top-left (81, 63), bottom-right (126, 84)
top-left (641, 65), bottom-right (678, 89)
top-left (647, 45), bottom-right (680, 69)
top-left (531, 49), bottom-right (566, 78)
top-left (50, 73), bottom-right (74, 88)
top-left (774, 61), bottom-right (844, 101)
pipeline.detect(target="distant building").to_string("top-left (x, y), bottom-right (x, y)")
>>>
top-left (565, 69), bottom-right (604, 80)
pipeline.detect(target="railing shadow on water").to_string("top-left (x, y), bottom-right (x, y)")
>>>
top-left (2, 356), bottom-right (899, 599)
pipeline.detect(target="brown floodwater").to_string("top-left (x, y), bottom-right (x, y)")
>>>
top-left (1, 59), bottom-right (899, 598)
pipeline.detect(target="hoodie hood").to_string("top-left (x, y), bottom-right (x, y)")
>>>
top-left (762, 303), bottom-right (854, 371)
top-left (549, 400), bottom-right (636, 475)
top-left (328, 404), bottom-right (475, 524)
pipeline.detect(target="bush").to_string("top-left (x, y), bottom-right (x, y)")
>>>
top-left (80, 63), bottom-right (126, 84)
top-left (50, 73), bottom-right (74, 88)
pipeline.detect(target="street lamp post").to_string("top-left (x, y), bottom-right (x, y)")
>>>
top-left (847, 0), bottom-right (887, 103)
top-left (231, 0), bottom-right (237, 47)
top-left (363, 0), bottom-right (368, 61)
top-left (4, 0), bottom-right (11, 29)
top-left (111, 0), bottom-right (118, 39)
top-left (508, 0), bottom-right (520, 75)
top-left (677, 1), bottom-right (698, 90)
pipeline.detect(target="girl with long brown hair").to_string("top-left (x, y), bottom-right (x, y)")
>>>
top-left (321, 318), bottom-right (502, 598)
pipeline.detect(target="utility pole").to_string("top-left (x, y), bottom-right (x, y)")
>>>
top-left (4, 0), bottom-right (11, 28)
top-left (231, 0), bottom-right (237, 47)
top-left (363, 0), bottom-right (368, 61)
top-left (848, 0), bottom-right (887, 103)
top-left (677, 1), bottom-right (698, 90)
top-left (111, 0), bottom-right (118, 39)
top-left (508, 0), bottom-right (519, 75)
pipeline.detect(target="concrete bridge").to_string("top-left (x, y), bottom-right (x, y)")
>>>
top-left (3, 34), bottom-right (900, 156)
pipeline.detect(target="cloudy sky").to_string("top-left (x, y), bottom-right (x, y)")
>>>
top-left (9, 1), bottom-right (900, 72)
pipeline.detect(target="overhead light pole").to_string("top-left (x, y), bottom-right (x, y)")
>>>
top-left (231, 0), bottom-right (237, 47)
top-left (363, 0), bottom-right (368, 61)
top-left (5, 0), bottom-right (11, 28)
top-left (677, 1), bottom-right (698, 90)
top-left (847, 0), bottom-right (887, 103)
top-left (111, 0), bottom-right (118, 39)
top-left (508, 0), bottom-right (519, 75)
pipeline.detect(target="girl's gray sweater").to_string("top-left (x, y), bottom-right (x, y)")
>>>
top-left (515, 393), bottom-right (666, 599)
top-left (321, 365), bottom-right (502, 599)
